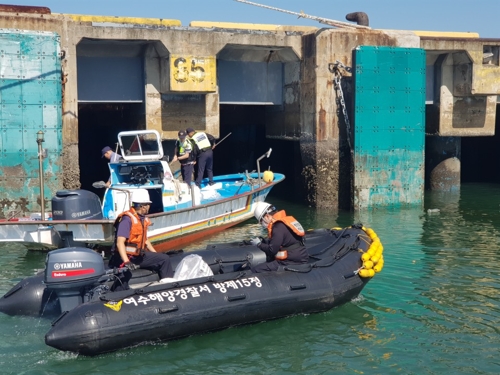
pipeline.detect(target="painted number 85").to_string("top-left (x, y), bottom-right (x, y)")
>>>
top-left (173, 57), bottom-right (205, 83)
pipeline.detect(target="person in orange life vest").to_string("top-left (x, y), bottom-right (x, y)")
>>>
top-left (249, 202), bottom-right (308, 272)
top-left (108, 189), bottom-right (174, 290)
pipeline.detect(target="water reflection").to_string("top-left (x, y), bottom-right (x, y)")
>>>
top-left (0, 244), bottom-right (46, 292)
top-left (2, 186), bottom-right (500, 373)
top-left (414, 184), bottom-right (500, 361)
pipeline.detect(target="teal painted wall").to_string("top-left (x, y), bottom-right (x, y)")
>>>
top-left (0, 29), bottom-right (62, 218)
top-left (353, 46), bottom-right (426, 208)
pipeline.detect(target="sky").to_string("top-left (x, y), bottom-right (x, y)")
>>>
top-left (7, 0), bottom-right (500, 38)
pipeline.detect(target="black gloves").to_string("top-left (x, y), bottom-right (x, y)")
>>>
top-left (124, 261), bottom-right (139, 271)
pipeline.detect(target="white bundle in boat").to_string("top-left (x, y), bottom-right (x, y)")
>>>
top-left (160, 254), bottom-right (213, 283)
top-left (200, 182), bottom-right (222, 200)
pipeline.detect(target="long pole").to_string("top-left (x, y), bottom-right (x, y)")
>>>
top-left (171, 132), bottom-right (233, 176)
top-left (37, 136), bottom-right (45, 221)
top-left (213, 132), bottom-right (232, 149)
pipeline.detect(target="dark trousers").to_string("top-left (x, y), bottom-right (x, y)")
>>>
top-left (251, 260), bottom-right (280, 273)
top-left (251, 258), bottom-right (307, 273)
top-left (195, 149), bottom-right (213, 185)
top-left (180, 163), bottom-right (194, 185)
top-left (109, 251), bottom-right (174, 290)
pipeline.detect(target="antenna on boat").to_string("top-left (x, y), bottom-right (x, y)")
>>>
top-left (256, 148), bottom-right (272, 186)
top-left (233, 0), bottom-right (370, 29)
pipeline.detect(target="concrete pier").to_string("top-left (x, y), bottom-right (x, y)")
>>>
top-left (0, 8), bottom-right (499, 216)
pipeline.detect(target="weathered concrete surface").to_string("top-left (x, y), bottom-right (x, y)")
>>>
top-left (300, 28), bottom-right (420, 209)
top-left (2, 10), bottom-right (498, 211)
top-left (144, 44), bottom-right (163, 135)
top-left (63, 14), bottom-right (181, 27)
top-left (421, 38), bottom-right (500, 95)
top-left (0, 4), bottom-right (50, 14)
top-left (422, 37), bottom-right (500, 136)
top-left (189, 21), bottom-right (318, 33)
top-left (426, 52), bottom-right (497, 136)
top-left (266, 61), bottom-right (301, 141)
top-left (61, 41), bottom-right (81, 190)
top-left (0, 11), bottom-right (303, 194)
top-left (70, 23), bottom-right (303, 141)
top-left (426, 136), bottom-right (461, 191)
top-left (430, 157), bottom-right (461, 191)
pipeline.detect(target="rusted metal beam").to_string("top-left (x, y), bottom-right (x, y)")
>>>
top-left (0, 4), bottom-right (51, 14)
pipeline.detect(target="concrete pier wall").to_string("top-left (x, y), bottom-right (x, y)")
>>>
top-left (0, 9), bottom-right (499, 216)
top-left (299, 29), bottom-right (421, 209)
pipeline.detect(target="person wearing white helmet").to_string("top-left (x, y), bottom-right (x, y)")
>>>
top-left (108, 189), bottom-right (174, 290)
top-left (249, 201), bottom-right (308, 272)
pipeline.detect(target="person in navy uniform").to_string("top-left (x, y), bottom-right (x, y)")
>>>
top-left (108, 189), bottom-right (174, 290)
top-left (249, 202), bottom-right (309, 272)
top-left (171, 130), bottom-right (196, 185)
top-left (186, 127), bottom-right (216, 187)
top-left (101, 146), bottom-right (122, 187)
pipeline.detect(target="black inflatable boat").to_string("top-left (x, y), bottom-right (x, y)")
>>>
top-left (0, 259), bottom-right (162, 318)
top-left (0, 225), bottom-right (384, 356)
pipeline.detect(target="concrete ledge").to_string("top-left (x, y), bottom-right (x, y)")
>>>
top-left (59, 14), bottom-right (181, 27)
top-left (189, 21), bottom-right (317, 33)
top-left (414, 30), bottom-right (480, 38)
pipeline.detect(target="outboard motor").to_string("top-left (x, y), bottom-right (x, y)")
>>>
top-left (44, 247), bottom-right (106, 312)
top-left (51, 189), bottom-right (103, 220)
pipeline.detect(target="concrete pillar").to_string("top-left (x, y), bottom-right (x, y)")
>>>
top-left (144, 45), bottom-right (162, 134)
top-left (205, 90), bottom-right (220, 137)
top-left (61, 41), bottom-right (81, 190)
top-left (300, 28), bottom-right (420, 209)
top-left (299, 32), bottom-right (342, 210)
top-left (425, 136), bottom-right (461, 191)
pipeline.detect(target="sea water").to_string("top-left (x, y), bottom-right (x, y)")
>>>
top-left (1, 183), bottom-right (500, 374)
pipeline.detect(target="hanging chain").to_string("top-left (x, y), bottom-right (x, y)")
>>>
top-left (329, 61), bottom-right (354, 158)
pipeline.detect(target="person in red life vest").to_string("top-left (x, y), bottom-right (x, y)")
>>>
top-left (249, 202), bottom-right (309, 272)
top-left (108, 189), bottom-right (174, 290)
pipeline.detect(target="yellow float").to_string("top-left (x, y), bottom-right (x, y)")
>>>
top-left (359, 227), bottom-right (385, 278)
top-left (263, 169), bottom-right (274, 183)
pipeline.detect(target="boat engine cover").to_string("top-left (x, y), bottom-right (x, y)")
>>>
top-left (44, 247), bottom-right (106, 289)
top-left (51, 189), bottom-right (103, 220)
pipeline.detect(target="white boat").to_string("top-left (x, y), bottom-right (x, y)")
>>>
top-left (0, 130), bottom-right (284, 251)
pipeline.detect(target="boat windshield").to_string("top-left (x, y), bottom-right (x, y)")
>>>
top-left (118, 130), bottom-right (164, 161)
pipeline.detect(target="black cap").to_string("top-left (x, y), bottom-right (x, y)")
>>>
top-left (101, 146), bottom-right (112, 157)
top-left (178, 130), bottom-right (186, 138)
top-left (186, 127), bottom-right (195, 134)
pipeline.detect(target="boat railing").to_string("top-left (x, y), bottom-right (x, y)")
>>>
top-left (5, 208), bottom-right (23, 221)
top-left (256, 148), bottom-right (272, 187)
top-left (93, 181), bottom-right (133, 209)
